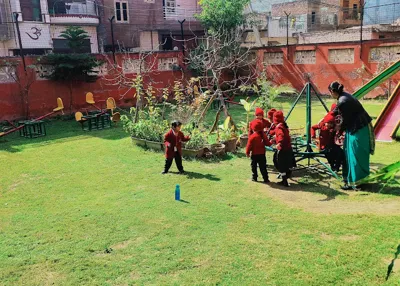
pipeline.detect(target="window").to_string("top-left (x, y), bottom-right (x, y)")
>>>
top-left (20, 0), bottom-right (42, 21)
top-left (328, 49), bottom-right (354, 64)
top-left (294, 51), bottom-right (316, 64)
top-left (53, 39), bottom-right (91, 53)
top-left (163, 0), bottom-right (176, 18)
top-left (263, 52), bottom-right (284, 65)
top-left (352, 4), bottom-right (358, 19)
top-left (158, 58), bottom-right (178, 71)
top-left (311, 12), bottom-right (316, 25)
top-left (115, 1), bottom-right (128, 22)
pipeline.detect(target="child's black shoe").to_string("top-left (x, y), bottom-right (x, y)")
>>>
top-left (278, 176), bottom-right (290, 187)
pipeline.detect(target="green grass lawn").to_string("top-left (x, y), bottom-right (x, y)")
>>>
top-left (0, 98), bottom-right (399, 285)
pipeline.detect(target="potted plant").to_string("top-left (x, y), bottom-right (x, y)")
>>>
top-left (239, 97), bottom-right (256, 147)
top-left (219, 117), bottom-right (237, 153)
top-left (182, 129), bottom-right (207, 157)
top-left (122, 117), bottom-right (147, 147)
top-left (144, 124), bottom-right (164, 151)
top-left (205, 134), bottom-right (225, 157)
top-left (122, 111), bottom-right (167, 151)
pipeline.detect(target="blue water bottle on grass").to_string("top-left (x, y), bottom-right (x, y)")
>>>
top-left (175, 184), bottom-right (180, 201)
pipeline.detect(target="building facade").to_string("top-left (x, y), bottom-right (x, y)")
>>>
top-left (99, 0), bottom-right (203, 52)
top-left (0, 0), bottom-right (101, 56)
top-left (364, 0), bottom-right (400, 25)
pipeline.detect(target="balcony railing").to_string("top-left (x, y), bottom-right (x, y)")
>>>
top-left (163, 7), bottom-right (200, 21)
top-left (48, 0), bottom-right (98, 17)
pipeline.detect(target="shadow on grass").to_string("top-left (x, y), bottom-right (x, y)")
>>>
top-left (0, 119), bottom-right (127, 153)
top-left (184, 171), bottom-right (220, 181)
top-left (286, 165), bottom-right (349, 200)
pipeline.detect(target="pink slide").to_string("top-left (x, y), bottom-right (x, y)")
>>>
top-left (374, 83), bottom-right (400, 142)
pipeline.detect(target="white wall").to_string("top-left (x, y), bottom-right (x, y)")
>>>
top-left (17, 23), bottom-right (52, 48)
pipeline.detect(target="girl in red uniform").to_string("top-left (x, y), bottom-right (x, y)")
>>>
top-left (272, 111), bottom-right (295, 187)
top-left (162, 121), bottom-right (190, 174)
top-left (246, 120), bottom-right (272, 183)
top-left (248, 108), bottom-right (271, 136)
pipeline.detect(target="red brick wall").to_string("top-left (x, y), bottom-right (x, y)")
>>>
top-left (256, 40), bottom-right (400, 97)
top-left (0, 51), bottom-right (186, 121)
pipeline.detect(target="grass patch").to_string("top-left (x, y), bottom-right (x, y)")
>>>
top-left (0, 97), bottom-right (399, 285)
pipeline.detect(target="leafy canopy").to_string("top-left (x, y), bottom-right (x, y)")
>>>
top-left (196, 0), bottom-right (250, 33)
top-left (59, 26), bottom-right (90, 53)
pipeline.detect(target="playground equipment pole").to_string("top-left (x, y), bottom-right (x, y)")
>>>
top-left (306, 82), bottom-right (312, 153)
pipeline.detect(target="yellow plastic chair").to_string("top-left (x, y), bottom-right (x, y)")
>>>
top-left (53, 97), bottom-right (64, 112)
top-left (112, 112), bottom-right (121, 126)
top-left (86, 92), bottom-right (95, 104)
top-left (75, 112), bottom-right (87, 130)
top-left (106, 97), bottom-right (116, 111)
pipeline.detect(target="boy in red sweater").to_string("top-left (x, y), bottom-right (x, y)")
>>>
top-left (248, 108), bottom-right (271, 136)
top-left (162, 121), bottom-right (190, 174)
top-left (246, 120), bottom-right (272, 183)
top-left (272, 111), bottom-right (295, 187)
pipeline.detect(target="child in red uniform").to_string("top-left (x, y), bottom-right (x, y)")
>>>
top-left (311, 104), bottom-right (344, 172)
top-left (162, 121), bottom-right (190, 174)
top-left (266, 108), bottom-right (277, 137)
top-left (272, 111), bottom-right (295, 187)
top-left (248, 108), bottom-right (271, 136)
top-left (311, 111), bottom-right (335, 151)
top-left (246, 120), bottom-right (272, 183)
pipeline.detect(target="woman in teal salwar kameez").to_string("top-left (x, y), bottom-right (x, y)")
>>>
top-left (328, 82), bottom-right (375, 190)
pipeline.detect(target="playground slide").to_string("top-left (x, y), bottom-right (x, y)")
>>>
top-left (374, 82), bottom-right (400, 142)
top-left (353, 60), bottom-right (400, 99)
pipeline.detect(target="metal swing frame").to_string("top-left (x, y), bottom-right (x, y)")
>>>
top-left (283, 81), bottom-right (340, 179)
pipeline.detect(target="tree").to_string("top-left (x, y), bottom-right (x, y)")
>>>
top-left (59, 26), bottom-right (90, 53)
top-left (188, 29), bottom-right (257, 129)
top-left (102, 50), bottom-right (160, 123)
top-left (39, 26), bottom-right (103, 113)
top-left (196, 0), bottom-right (250, 34)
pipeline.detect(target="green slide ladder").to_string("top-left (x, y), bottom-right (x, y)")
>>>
top-left (353, 59), bottom-right (400, 99)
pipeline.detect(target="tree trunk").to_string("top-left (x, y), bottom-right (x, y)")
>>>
top-left (24, 88), bottom-right (30, 119)
top-left (69, 81), bottom-right (73, 114)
